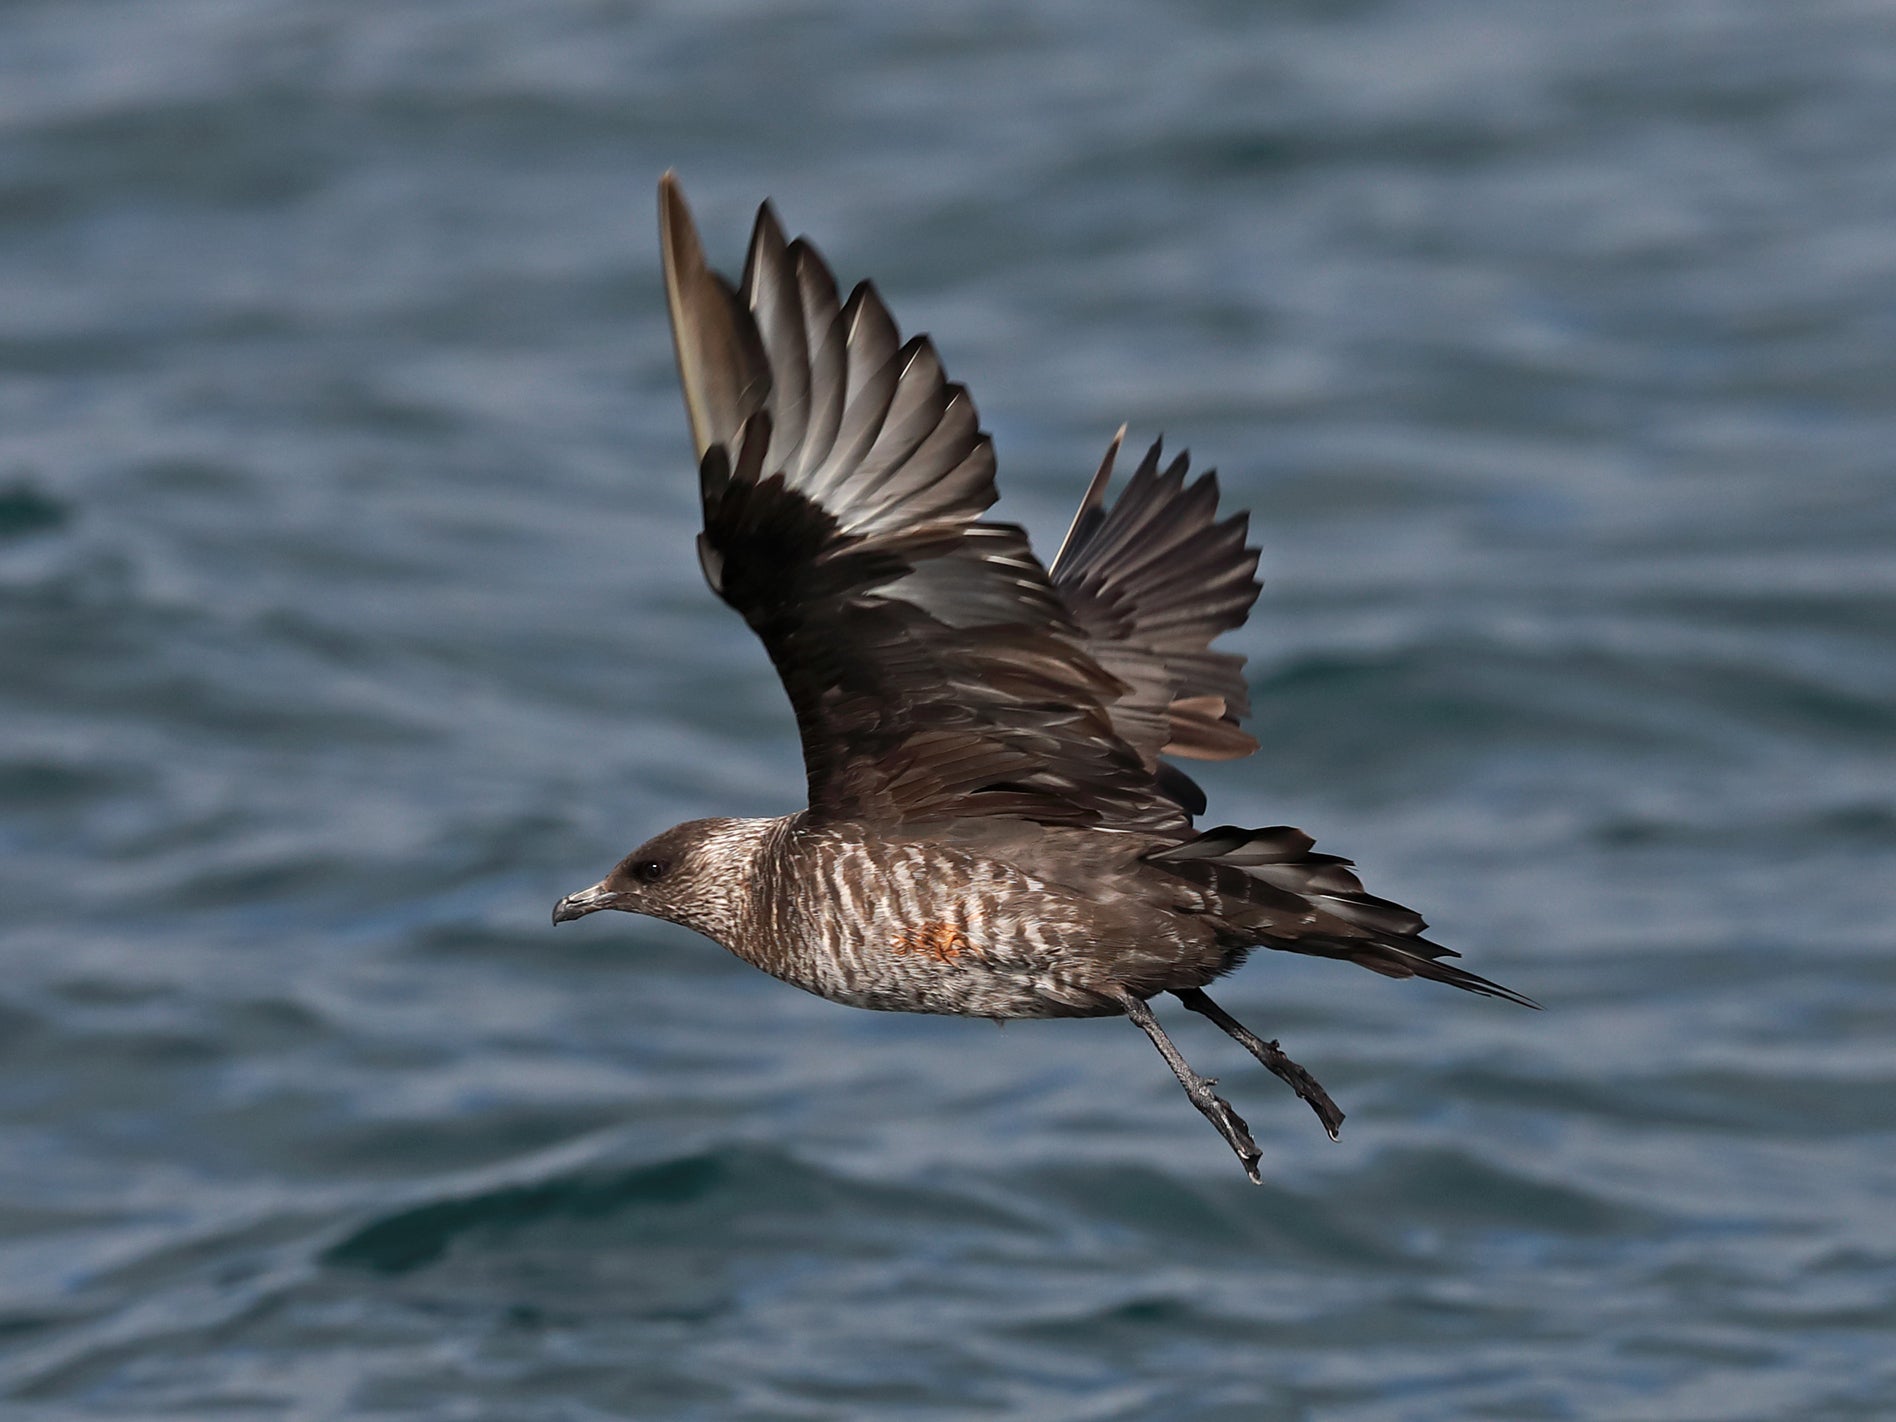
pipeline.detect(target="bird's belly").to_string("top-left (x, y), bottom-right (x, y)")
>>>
top-left (768, 889), bottom-right (1125, 1019)
top-left (788, 951), bottom-right (1113, 1019)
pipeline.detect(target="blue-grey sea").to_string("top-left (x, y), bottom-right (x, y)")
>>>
top-left (3, 3), bottom-right (1894, 1418)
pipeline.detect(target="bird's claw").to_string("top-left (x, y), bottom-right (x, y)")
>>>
top-left (1189, 1080), bottom-right (1263, 1184)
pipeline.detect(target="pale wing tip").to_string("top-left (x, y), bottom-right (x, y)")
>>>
top-left (658, 171), bottom-right (730, 463)
top-left (658, 171), bottom-right (693, 264)
top-left (749, 197), bottom-right (788, 255)
top-left (1051, 424), bottom-right (1128, 572)
top-left (1090, 425), bottom-right (1128, 510)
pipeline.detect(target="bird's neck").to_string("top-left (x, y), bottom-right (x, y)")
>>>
top-left (678, 814), bottom-right (795, 949)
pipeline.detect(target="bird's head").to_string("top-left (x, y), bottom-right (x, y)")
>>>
top-left (552, 816), bottom-right (769, 944)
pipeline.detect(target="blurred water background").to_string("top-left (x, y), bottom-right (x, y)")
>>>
top-left (3, 2), bottom-right (1894, 1418)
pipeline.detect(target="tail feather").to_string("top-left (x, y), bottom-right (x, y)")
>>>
top-left (1148, 824), bottom-right (1539, 1008)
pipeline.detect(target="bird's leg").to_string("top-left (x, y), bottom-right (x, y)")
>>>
top-left (1171, 987), bottom-right (1345, 1141)
top-left (1114, 988), bottom-right (1263, 1185)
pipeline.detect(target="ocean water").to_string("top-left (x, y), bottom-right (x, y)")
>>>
top-left (3, 1), bottom-right (1894, 1418)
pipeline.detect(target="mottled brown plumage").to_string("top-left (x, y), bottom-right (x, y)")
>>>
top-left (552, 175), bottom-right (1534, 1182)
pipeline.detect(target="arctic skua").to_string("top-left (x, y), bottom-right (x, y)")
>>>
top-left (554, 175), bottom-right (1534, 1181)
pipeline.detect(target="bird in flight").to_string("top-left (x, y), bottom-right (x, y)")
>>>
top-left (554, 174), bottom-right (1533, 1182)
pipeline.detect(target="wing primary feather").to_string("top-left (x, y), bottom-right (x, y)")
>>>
top-left (812, 282), bottom-right (901, 496)
top-left (660, 173), bottom-right (768, 461)
top-left (741, 202), bottom-right (811, 470)
top-left (1051, 424), bottom-right (1125, 573)
top-left (790, 239), bottom-right (846, 481)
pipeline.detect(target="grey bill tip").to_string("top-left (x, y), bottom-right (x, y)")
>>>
top-left (551, 892), bottom-right (598, 925)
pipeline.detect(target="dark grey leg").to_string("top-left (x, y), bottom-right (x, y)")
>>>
top-left (1114, 988), bottom-right (1263, 1185)
top-left (1172, 987), bottom-right (1345, 1141)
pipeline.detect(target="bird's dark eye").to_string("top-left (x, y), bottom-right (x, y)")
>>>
top-left (632, 859), bottom-right (667, 884)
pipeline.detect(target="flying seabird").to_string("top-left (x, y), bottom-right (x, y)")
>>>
top-left (554, 174), bottom-right (1534, 1182)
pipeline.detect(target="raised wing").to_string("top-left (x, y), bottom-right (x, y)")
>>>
top-left (1049, 429), bottom-right (1262, 814)
top-left (659, 174), bottom-right (1185, 832)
